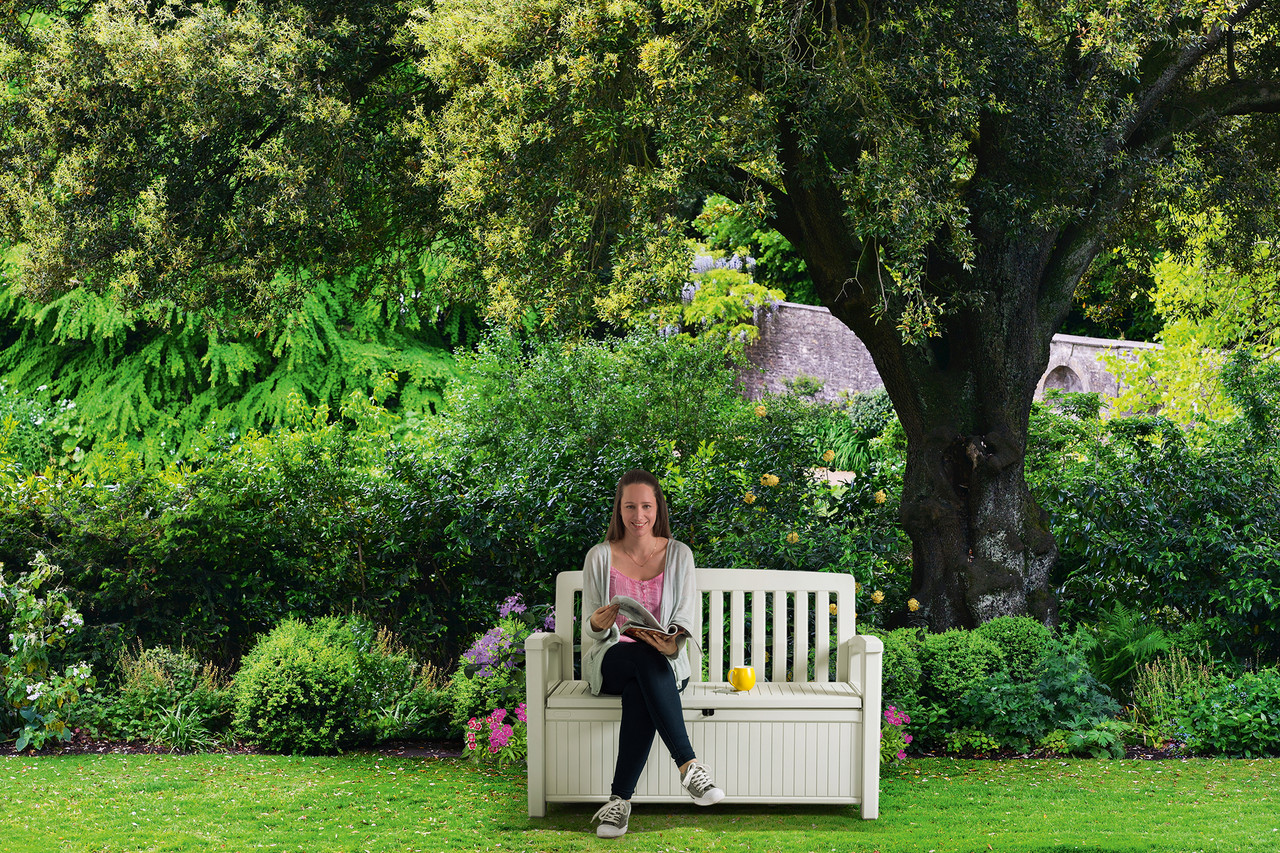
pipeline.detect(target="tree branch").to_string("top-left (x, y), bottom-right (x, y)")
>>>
top-left (1133, 77), bottom-right (1280, 153)
top-left (1115, 0), bottom-right (1266, 154)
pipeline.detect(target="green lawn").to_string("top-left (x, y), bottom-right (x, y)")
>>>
top-left (3, 754), bottom-right (1278, 852)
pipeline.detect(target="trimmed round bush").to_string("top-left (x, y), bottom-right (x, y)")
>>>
top-left (921, 630), bottom-right (1005, 702)
top-left (233, 618), bottom-right (365, 754)
top-left (877, 628), bottom-right (924, 712)
top-left (975, 616), bottom-right (1053, 682)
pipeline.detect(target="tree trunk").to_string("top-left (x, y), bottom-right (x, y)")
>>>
top-left (825, 252), bottom-right (1065, 631)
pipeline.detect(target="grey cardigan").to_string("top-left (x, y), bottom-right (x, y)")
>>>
top-left (580, 539), bottom-right (698, 695)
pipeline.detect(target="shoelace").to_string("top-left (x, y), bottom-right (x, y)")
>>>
top-left (683, 763), bottom-right (714, 793)
top-left (592, 798), bottom-right (627, 825)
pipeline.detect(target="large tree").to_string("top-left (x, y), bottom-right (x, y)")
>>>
top-left (411, 0), bottom-right (1280, 628)
top-left (4, 1), bottom-right (1279, 628)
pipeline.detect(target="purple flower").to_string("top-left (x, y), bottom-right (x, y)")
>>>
top-left (463, 627), bottom-right (513, 678)
top-left (681, 282), bottom-right (700, 303)
top-left (542, 613), bottom-right (556, 632)
top-left (489, 708), bottom-right (507, 727)
top-left (497, 594), bottom-right (526, 618)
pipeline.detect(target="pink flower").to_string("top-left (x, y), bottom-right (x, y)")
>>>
top-left (515, 703), bottom-right (527, 723)
top-left (467, 717), bottom-right (483, 731)
top-left (896, 750), bottom-right (906, 760)
top-left (904, 734), bottom-right (913, 744)
top-left (490, 724), bottom-right (513, 750)
top-left (489, 708), bottom-right (507, 727)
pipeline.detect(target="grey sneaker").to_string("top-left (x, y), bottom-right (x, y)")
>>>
top-left (592, 795), bottom-right (630, 838)
top-left (680, 761), bottom-right (725, 805)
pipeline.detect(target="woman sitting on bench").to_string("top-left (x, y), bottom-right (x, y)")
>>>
top-left (581, 468), bottom-right (724, 838)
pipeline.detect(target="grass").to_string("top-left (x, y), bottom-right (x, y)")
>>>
top-left (2, 754), bottom-right (1279, 852)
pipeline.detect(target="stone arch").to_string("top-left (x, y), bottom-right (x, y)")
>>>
top-left (1043, 364), bottom-right (1084, 393)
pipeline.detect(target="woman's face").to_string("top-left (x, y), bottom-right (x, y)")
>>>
top-left (619, 483), bottom-right (659, 540)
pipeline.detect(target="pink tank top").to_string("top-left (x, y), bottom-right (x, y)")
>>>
top-left (610, 567), bottom-right (663, 643)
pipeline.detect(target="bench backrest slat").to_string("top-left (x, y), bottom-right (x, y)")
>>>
top-left (552, 568), bottom-right (859, 684)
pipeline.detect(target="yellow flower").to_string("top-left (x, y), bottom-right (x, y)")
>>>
top-left (870, 590), bottom-right (884, 604)
top-left (786, 531), bottom-right (799, 545)
top-left (874, 490), bottom-right (887, 504)
top-left (821, 449), bottom-right (835, 464)
top-left (829, 602), bottom-right (838, 615)
top-left (743, 491), bottom-right (756, 504)
top-left (855, 581), bottom-right (863, 592)
top-left (760, 473), bottom-right (780, 487)
top-left (907, 598), bottom-right (920, 612)
top-left (754, 404), bottom-right (767, 417)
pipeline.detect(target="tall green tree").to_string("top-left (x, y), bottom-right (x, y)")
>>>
top-left (410, 0), bottom-right (1280, 629)
top-left (4, 1), bottom-right (1279, 629)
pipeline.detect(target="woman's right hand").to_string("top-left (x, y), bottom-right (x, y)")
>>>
top-left (590, 603), bottom-right (621, 632)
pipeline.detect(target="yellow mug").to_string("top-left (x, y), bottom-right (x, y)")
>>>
top-left (729, 666), bottom-right (756, 692)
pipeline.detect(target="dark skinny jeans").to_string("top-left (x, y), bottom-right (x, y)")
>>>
top-left (599, 641), bottom-right (695, 800)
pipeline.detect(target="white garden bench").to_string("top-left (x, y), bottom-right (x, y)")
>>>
top-left (525, 568), bottom-right (884, 818)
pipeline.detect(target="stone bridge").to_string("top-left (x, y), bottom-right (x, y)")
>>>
top-left (738, 301), bottom-right (1162, 403)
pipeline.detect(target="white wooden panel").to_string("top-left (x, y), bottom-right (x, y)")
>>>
top-left (815, 591), bottom-right (830, 682)
top-left (729, 590), bottom-right (745, 669)
top-left (771, 590), bottom-right (787, 682)
top-left (751, 591), bottom-right (767, 671)
top-left (708, 590), bottom-right (725, 682)
top-left (794, 592), bottom-right (808, 683)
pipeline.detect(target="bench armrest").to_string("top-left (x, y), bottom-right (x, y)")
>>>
top-left (525, 631), bottom-right (567, 819)
top-left (842, 632), bottom-right (883, 818)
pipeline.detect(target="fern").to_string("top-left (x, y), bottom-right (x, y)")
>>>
top-left (0, 258), bottom-right (476, 468)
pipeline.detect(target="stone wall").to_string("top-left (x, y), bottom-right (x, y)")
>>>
top-left (738, 301), bottom-right (1161, 402)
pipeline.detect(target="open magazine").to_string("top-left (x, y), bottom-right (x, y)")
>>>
top-left (610, 594), bottom-right (683, 642)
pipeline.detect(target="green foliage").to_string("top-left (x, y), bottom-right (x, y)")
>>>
top-left (0, 382), bottom-right (60, 472)
top-left (1129, 649), bottom-right (1215, 749)
top-left (0, 0), bottom-right (442, 321)
top-left (0, 553), bottom-right (94, 751)
top-left (232, 618), bottom-right (368, 755)
top-left (1030, 382), bottom-right (1280, 661)
top-left (447, 600), bottom-right (540, 734)
top-left (1079, 603), bottom-right (1172, 701)
top-left (876, 629), bottom-right (925, 715)
top-left (1184, 669), bottom-right (1280, 758)
top-left (920, 630), bottom-right (1004, 704)
top-left (652, 256), bottom-right (786, 350)
top-left (956, 639), bottom-right (1121, 755)
top-left (974, 617), bottom-right (1053, 683)
top-left (0, 271), bottom-right (467, 467)
top-left (693, 196), bottom-right (818, 305)
top-left (78, 646), bottom-right (231, 748)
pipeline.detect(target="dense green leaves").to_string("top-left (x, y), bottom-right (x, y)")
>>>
top-left (0, 0), bottom-right (444, 321)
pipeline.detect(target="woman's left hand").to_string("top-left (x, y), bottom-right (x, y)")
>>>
top-left (635, 628), bottom-right (682, 657)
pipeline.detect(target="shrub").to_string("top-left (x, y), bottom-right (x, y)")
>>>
top-left (1031, 378), bottom-right (1280, 662)
top-left (876, 628), bottom-right (924, 712)
top-left (958, 675), bottom-right (1051, 751)
top-left (233, 618), bottom-right (367, 755)
top-left (955, 637), bottom-right (1122, 756)
top-left (1, 553), bottom-right (94, 751)
top-left (920, 630), bottom-right (1004, 703)
top-left (974, 616), bottom-right (1053, 682)
top-left (1185, 669), bottom-right (1280, 758)
top-left (85, 645), bottom-right (232, 746)
top-left (447, 596), bottom-right (543, 733)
